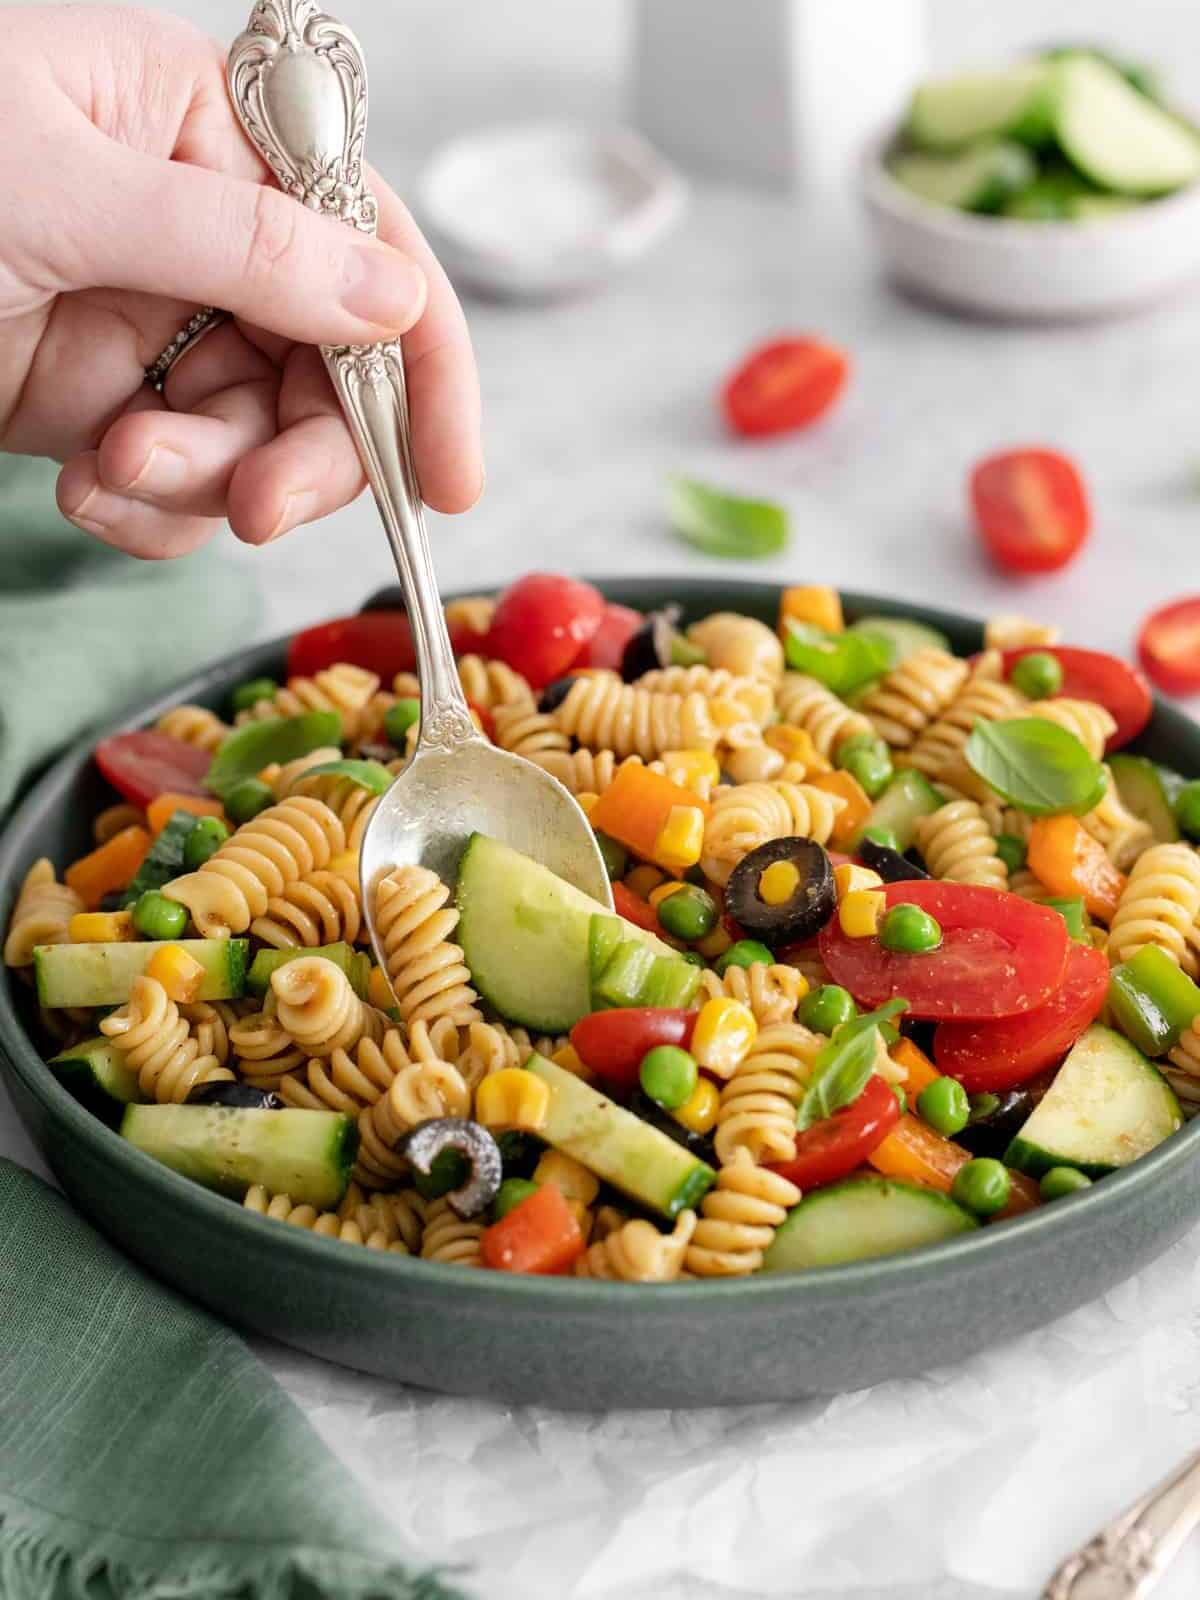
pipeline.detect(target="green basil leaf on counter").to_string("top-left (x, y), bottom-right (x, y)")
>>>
top-left (668, 476), bottom-right (789, 560)
top-left (784, 622), bottom-right (895, 697)
top-left (796, 998), bottom-right (909, 1133)
top-left (204, 711), bottom-right (342, 799)
top-left (964, 717), bottom-right (1107, 817)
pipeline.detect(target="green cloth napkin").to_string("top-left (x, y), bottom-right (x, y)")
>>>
top-left (0, 1158), bottom-right (469, 1600)
top-left (0, 454), bottom-right (260, 813)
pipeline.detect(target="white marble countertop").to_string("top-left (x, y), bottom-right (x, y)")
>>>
top-left (8, 180), bottom-right (1200, 1599)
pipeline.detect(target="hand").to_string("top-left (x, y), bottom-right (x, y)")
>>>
top-left (0, 5), bottom-right (483, 558)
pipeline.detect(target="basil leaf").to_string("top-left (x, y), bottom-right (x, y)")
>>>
top-left (204, 711), bottom-right (342, 798)
top-left (964, 717), bottom-right (1107, 817)
top-left (784, 621), bottom-right (895, 697)
top-left (298, 758), bottom-right (393, 795)
top-left (796, 998), bottom-right (909, 1133)
top-left (668, 476), bottom-right (789, 559)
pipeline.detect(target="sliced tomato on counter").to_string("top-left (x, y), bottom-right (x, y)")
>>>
top-left (612, 880), bottom-right (666, 936)
top-left (287, 610), bottom-right (489, 681)
top-left (767, 1073), bottom-right (899, 1190)
top-left (480, 1183), bottom-right (585, 1275)
top-left (95, 731), bottom-right (212, 809)
top-left (933, 942), bottom-right (1109, 1093)
top-left (721, 336), bottom-right (850, 438)
top-left (970, 448), bottom-right (1090, 575)
top-left (571, 1007), bottom-right (698, 1089)
top-left (999, 645), bottom-right (1152, 749)
top-left (819, 881), bottom-right (1071, 1021)
top-left (1137, 597), bottom-right (1200, 697)
top-left (484, 573), bottom-right (606, 689)
top-left (575, 603), bottom-right (643, 671)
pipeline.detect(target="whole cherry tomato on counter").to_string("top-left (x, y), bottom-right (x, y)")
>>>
top-left (721, 337), bottom-right (849, 438)
top-left (970, 448), bottom-right (1089, 574)
top-left (1137, 597), bottom-right (1200, 697)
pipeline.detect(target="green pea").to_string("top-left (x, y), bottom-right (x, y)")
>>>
top-left (715, 939), bottom-right (775, 975)
top-left (994, 833), bottom-right (1028, 875)
top-left (131, 890), bottom-right (188, 941)
top-left (798, 984), bottom-right (858, 1036)
top-left (879, 903), bottom-right (942, 955)
top-left (384, 697), bottom-right (421, 747)
top-left (917, 1076), bottom-right (969, 1137)
top-left (230, 676), bottom-right (279, 715)
top-left (182, 815), bottom-right (229, 870)
top-left (595, 831), bottom-right (628, 881)
top-left (892, 1086), bottom-right (908, 1116)
top-left (224, 778), bottom-right (274, 825)
top-left (1009, 652), bottom-right (1063, 700)
top-left (493, 1177), bottom-right (540, 1221)
top-left (837, 733), bottom-right (888, 764)
top-left (1040, 1166), bottom-right (1093, 1202)
top-left (839, 745), bottom-right (894, 800)
top-left (639, 1045), bottom-right (698, 1110)
top-left (1174, 780), bottom-right (1200, 842)
top-left (968, 1092), bottom-right (1002, 1124)
top-left (861, 825), bottom-right (900, 853)
top-left (657, 883), bottom-right (718, 942)
top-left (951, 1157), bottom-right (1011, 1217)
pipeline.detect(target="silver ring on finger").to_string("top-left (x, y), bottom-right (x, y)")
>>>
top-left (144, 307), bottom-right (232, 393)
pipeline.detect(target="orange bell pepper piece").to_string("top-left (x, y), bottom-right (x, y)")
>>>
top-left (807, 770), bottom-right (872, 848)
top-left (64, 825), bottom-right (152, 910)
top-left (890, 1037), bottom-right (940, 1100)
top-left (1000, 1170), bottom-right (1042, 1218)
top-left (480, 1182), bottom-right (585, 1274)
top-left (1027, 814), bottom-right (1126, 924)
top-left (588, 761), bottom-right (710, 869)
top-left (779, 585), bottom-right (844, 638)
top-left (146, 791), bottom-right (225, 835)
top-left (869, 1113), bottom-right (969, 1192)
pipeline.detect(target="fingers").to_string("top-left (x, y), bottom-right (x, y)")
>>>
top-left (56, 451), bottom-right (223, 560)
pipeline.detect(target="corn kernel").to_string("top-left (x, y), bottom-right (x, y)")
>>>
top-left (144, 942), bottom-right (206, 1003)
top-left (690, 997), bottom-right (757, 1079)
top-left (758, 860), bottom-right (800, 906)
top-left (367, 965), bottom-right (395, 1011)
top-left (551, 1043), bottom-right (591, 1081)
top-left (673, 1075), bottom-right (721, 1135)
top-left (328, 851), bottom-right (360, 885)
top-left (533, 1149), bottom-right (601, 1207)
top-left (763, 724), bottom-right (832, 773)
top-left (839, 889), bottom-right (886, 939)
top-left (68, 910), bottom-right (134, 944)
top-left (834, 862), bottom-right (885, 901)
top-left (648, 880), bottom-right (688, 910)
top-left (625, 864), bottom-right (666, 899)
top-left (779, 585), bottom-right (844, 637)
top-left (474, 1068), bottom-right (551, 1133)
top-left (695, 923), bottom-right (732, 960)
top-left (653, 805), bottom-right (705, 871)
top-left (658, 750), bottom-right (720, 796)
top-left (575, 791), bottom-right (600, 818)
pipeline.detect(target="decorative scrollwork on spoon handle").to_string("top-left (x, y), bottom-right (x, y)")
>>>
top-left (226, 0), bottom-right (478, 754)
top-left (1043, 1450), bottom-right (1200, 1600)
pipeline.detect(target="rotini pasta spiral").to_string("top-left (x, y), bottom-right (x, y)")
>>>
top-left (634, 666), bottom-right (774, 726)
top-left (719, 731), bottom-right (785, 786)
top-left (983, 615), bottom-right (1060, 651)
top-left (163, 796), bottom-right (345, 938)
top-left (249, 859), bottom-right (362, 950)
top-left (1107, 844), bottom-right (1200, 973)
top-left (155, 704), bottom-right (229, 753)
top-left (978, 801), bottom-right (1033, 844)
top-left (714, 1023), bottom-right (821, 1165)
top-left (776, 674), bottom-right (874, 758)
top-left (420, 1197), bottom-right (484, 1266)
top-left (3, 859), bottom-right (83, 968)
top-left (553, 678), bottom-right (719, 760)
top-left (242, 1186), bottom-right (409, 1252)
top-left (574, 1210), bottom-right (696, 1282)
top-left (229, 1008), bottom-right (306, 1086)
top-left (289, 770), bottom-right (384, 855)
top-left (455, 655), bottom-right (533, 711)
top-left (93, 802), bottom-right (146, 845)
top-left (1080, 769), bottom-right (1154, 871)
top-left (180, 1000), bottom-right (240, 1066)
top-left (698, 962), bottom-right (808, 1026)
top-left (456, 1019), bottom-right (524, 1091)
top-left (356, 1057), bottom-right (472, 1187)
top-left (701, 780), bottom-right (846, 885)
top-left (492, 700), bottom-right (571, 761)
top-left (373, 866), bottom-right (481, 1029)
top-left (685, 612), bottom-right (783, 684)
top-left (903, 664), bottom-right (1025, 781)
top-left (277, 1027), bottom-right (412, 1116)
top-left (101, 976), bottom-right (232, 1103)
top-left (860, 649), bottom-right (969, 750)
top-left (684, 1150), bottom-right (801, 1278)
top-left (1002, 698), bottom-right (1117, 762)
top-left (444, 595), bottom-right (496, 639)
top-left (525, 746), bottom-right (622, 796)
top-left (270, 956), bottom-right (386, 1058)
top-left (1166, 1022), bottom-right (1200, 1113)
top-left (913, 800), bottom-right (1009, 890)
top-left (234, 663), bottom-right (380, 742)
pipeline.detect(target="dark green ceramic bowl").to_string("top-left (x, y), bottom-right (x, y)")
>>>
top-left (3, 578), bottom-right (1199, 1410)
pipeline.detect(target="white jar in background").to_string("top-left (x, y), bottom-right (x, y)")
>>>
top-left (632, 0), bottom-right (926, 190)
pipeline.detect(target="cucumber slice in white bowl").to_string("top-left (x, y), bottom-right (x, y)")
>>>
top-left (907, 64), bottom-right (1054, 151)
top-left (890, 142), bottom-right (1036, 213)
top-left (1053, 56), bottom-right (1200, 196)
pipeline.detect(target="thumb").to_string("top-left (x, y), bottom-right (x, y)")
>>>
top-left (58, 144), bottom-right (427, 347)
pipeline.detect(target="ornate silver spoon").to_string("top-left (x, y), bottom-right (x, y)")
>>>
top-left (226, 1), bottom-right (612, 968)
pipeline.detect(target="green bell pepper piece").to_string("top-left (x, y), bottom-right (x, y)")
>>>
top-left (1107, 944), bottom-right (1200, 1057)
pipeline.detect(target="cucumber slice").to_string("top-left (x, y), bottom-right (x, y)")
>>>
top-left (890, 142), bottom-right (1037, 213)
top-left (762, 1177), bottom-right (977, 1272)
top-left (907, 64), bottom-right (1054, 150)
top-left (121, 1103), bottom-right (356, 1210)
top-left (1066, 194), bottom-right (1139, 220)
top-left (246, 941), bottom-right (371, 1000)
top-left (1053, 56), bottom-right (1200, 196)
top-left (525, 1055), bottom-right (715, 1218)
top-left (35, 938), bottom-right (248, 1008)
top-left (1002, 168), bottom-right (1100, 221)
top-left (588, 915), bottom-right (625, 984)
top-left (121, 811), bottom-right (199, 906)
top-left (846, 615), bottom-right (951, 663)
top-left (854, 769), bottom-right (943, 851)
top-left (594, 941), bottom-right (657, 1009)
top-left (1005, 1024), bottom-right (1182, 1179)
top-left (48, 1037), bottom-right (141, 1123)
top-left (455, 834), bottom-right (673, 1033)
top-left (1109, 754), bottom-right (1180, 843)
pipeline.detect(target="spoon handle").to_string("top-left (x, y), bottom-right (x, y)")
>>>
top-left (226, 0), bottom-right (477, 753)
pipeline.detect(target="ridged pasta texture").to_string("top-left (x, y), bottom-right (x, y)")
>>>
top-left (903, 662), bottom-right (1026, 781)
top-left (714, 1023), bottom-right (821, 1165)
top-left (685, 612), bottom-right (784, 683)
top-left (3, 859), bottom-right (82, 968)
top-left (698, 963), bottom-right (808, 1027)
top-left (635, 665), bottom-right (774, 726)
top-left (228, 1009), bottom-right (307, 1085)
top-left (776, 674), bottom-right (873, 757)
top-left (420, 1197), bottom-right (485, 1266)
top-left (553, 677), bottom-right (720, 760)
top-left (286, 768), bottom-right (385, 854)
top-left (156, 704), bottom-right (229, 753)
top-left (249, 858), bottom-right (362, 949)
top-left (243, 1185), bottom-right (411, 1252)
top-left (861, 649), bottom-right (969, 750)
top-left (101, 976), bottom-right (233, 1103)
top-left (373, 865), bottom-right (481, 1029)
top-left (234, 662), bottom-right (381, 742)
top-left (492, 700), bottom-right (571, 760)
top-left (574, 1210), bottom-right (696, 1282)
top-left (1108, 844), bottom-right (1200, 974)
top-left (914, 799), bottom-right (1009, 890)
top-left (983, 614), bottom-right (1060, 650)
top-left (685, 1151), bottom-right (801, 1278)
top-left (455, 655), bottom-right (533, 710)
top-left (1080, 769), bottom-right (1154, 872)
top-left (356, 1051), bottom-right (471, 1189)
top-left (270, 956), bottom-right (386, 1059)
top-left (1002, 697), bottom-right (1117, 762)
top-left (525, 746), bottom-right (622, 796)
top-left (701, 780), bottom-right (846, 885)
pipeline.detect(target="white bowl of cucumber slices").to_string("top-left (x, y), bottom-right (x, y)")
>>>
top-left (862, 50), bottom-right (1200, 320)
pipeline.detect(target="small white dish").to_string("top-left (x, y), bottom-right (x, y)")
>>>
top-left (416, 122), bottom-right (688, 300)
top-left (860, 127), bottom-right (1200, 320)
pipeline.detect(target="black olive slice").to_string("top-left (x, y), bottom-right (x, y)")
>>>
top-left (627, 1090), bottom-right (717, 1168)
top-left (859, 838), bottom-right (931, 883)
top-left (956, 1070), bottom-right (1055, 1158)
top-left (724, 836), bottom-right (835, 948)
top-left (538, 675), bottom-right (581, 713)
top-left (399, 1117), bottom-right (502, 1219)
top-left (619, 605), bottom-right (682, 681)
top-left (186, 1082), bottom-right (283, 1110)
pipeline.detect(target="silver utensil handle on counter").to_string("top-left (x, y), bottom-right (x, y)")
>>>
top-left (226, 0), bottom-right (478, 754)
top-left (1044, 1449), bottom-right (1200, 1600)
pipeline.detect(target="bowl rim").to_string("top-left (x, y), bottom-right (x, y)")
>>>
top-left (4, 576), bottom-right (1200, 1309)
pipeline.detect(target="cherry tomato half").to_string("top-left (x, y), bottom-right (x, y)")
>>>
top-left (1137, 597), bottom-right (1200, 697)
top-left (611, 880), bottom-right (666, 936)
top-left (819, 881), bottom-right (1071, 1021)
top-left (287, 610), bottom-right (487, 681)
top-left (484, 574), bottom-right (606, 690)
top-left (999, 645), bottom-right (1151, 749)
top-left (575, 604), bottom-right (643, 671)
top-left (95, 731), bottom-right (212, 809)
top-left (970, 448), bottom-right (1090, 575)
top-left (480, 1183), bottom-right (585, 1275)
top-left (722, 336), bottom-right (850, 438)
top-left (933, 942), bottom-right (1109, 1094)
top-left (571, 1007), bottom-right (698, 1089)
top-left (767, 1073), bottom-right (899, 1190)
